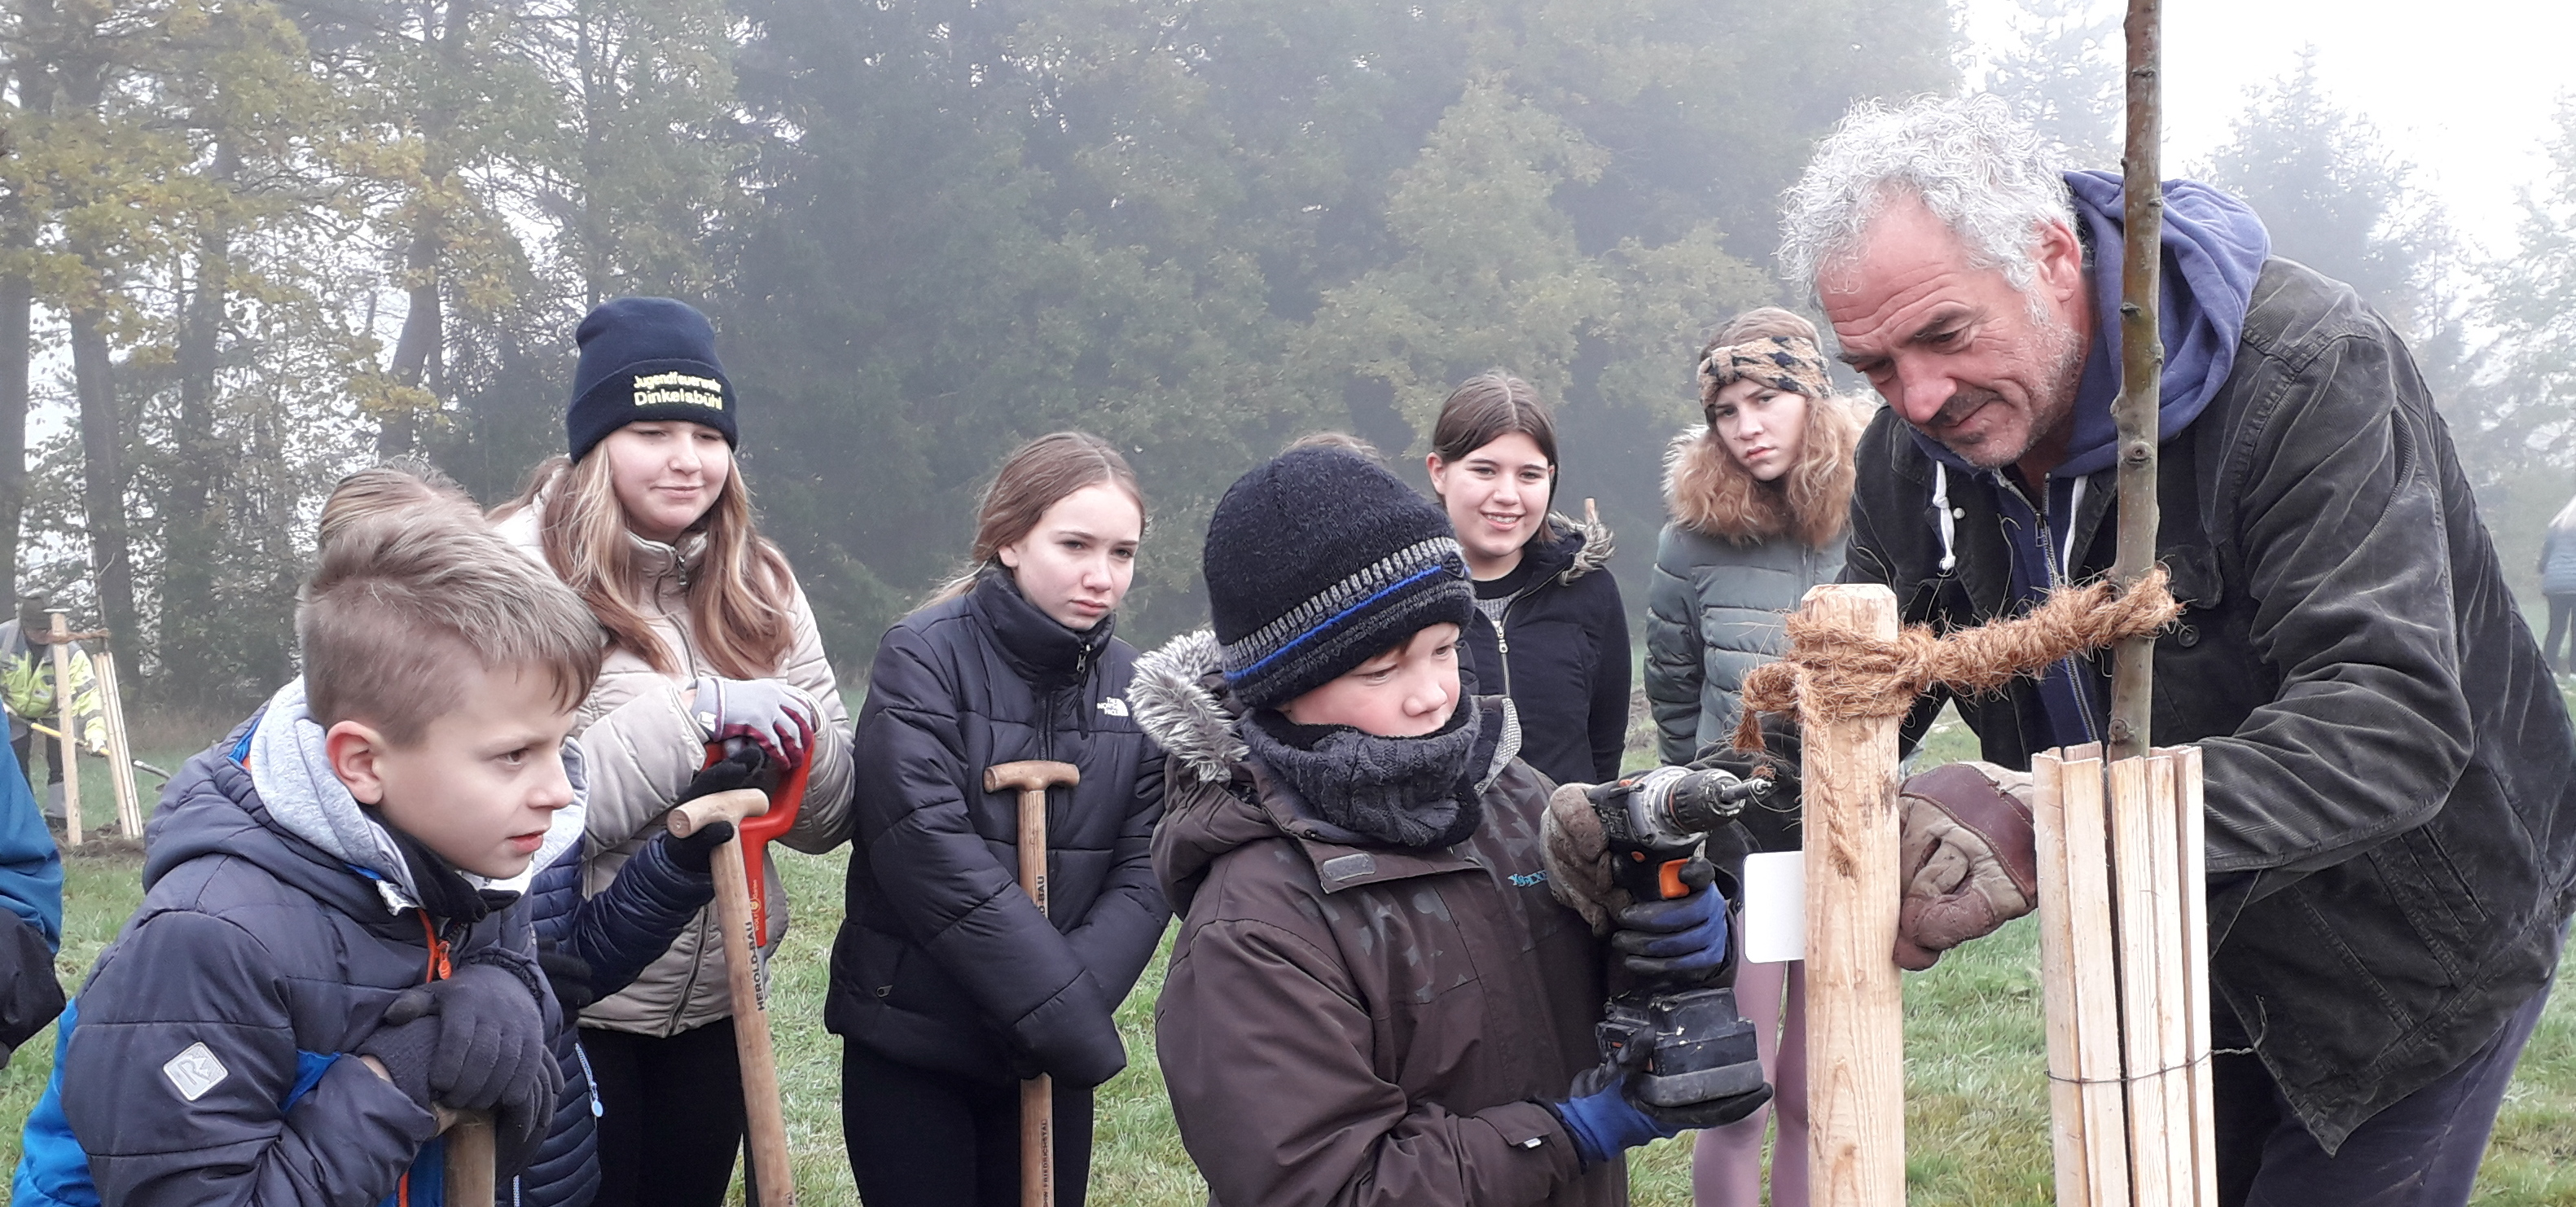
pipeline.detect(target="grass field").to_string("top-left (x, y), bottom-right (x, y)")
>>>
top-left (6, 705), bottom-right (2576, 1204)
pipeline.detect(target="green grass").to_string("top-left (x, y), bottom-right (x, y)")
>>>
top-left (11, 705), bottom-right (2576, 1204)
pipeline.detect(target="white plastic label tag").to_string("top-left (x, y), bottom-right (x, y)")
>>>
top-left (1741, 850), bottom-right (1805, 964)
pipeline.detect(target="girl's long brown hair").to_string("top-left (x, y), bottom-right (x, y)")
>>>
top-left (1669, 308), bottom-right (1862, 549)
top-left (922, 431), bottom-right (1147, 609)
top-left (496, 450), bottom-right (795, 679)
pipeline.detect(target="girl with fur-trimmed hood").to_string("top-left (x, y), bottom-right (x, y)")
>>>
top-left (1640, 306), bottom-right (1860, 1207)
top-left (1425, 373), bottom-right (1630, 786)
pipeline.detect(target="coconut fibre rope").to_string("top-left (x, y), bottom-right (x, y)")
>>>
top-left (1731, 568), bottom-right (2183, 753)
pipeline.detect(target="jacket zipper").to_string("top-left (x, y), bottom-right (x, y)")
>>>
top-left (659, 548), bottom-right (709, 1037)
top-left (1490, 583), bottom-right (1543, 699)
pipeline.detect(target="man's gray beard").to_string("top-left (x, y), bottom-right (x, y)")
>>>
top-left (1939, 308), bottom-right (2089, 470)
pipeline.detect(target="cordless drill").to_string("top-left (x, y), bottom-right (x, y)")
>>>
top-left (1589, 765), bottom-right (1774, 1110)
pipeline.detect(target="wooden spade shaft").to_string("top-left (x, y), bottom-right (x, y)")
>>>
top-left (983, 760), bottom-right (1081, 1207)
top-left (669, 788), bottom-right (796, 1207)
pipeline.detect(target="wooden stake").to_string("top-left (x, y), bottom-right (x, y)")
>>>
top-left (47, 611), bottom-right (80, 847)
top-left (1799, 583), bottom-right (1905, 1207)
top-left (93, 650), bottom-right (142, 836)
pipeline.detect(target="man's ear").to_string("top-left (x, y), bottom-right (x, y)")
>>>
top-left (2033, 217), bottom-right (2087, 307)
top-left (324, 719), bottom-right (392, 805)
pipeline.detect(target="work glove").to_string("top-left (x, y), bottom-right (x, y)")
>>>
top-left (1893, 761), bottom-right (2038, 972)
top-left (688, 677), bottom-right (820, 770)
top-left (358, 959), bottom-right (563, 1176)
top-left (1608, 858), bottom-right (1731, 979)
top-left (658, 817), bottom-right (735, 876)
top-left (1541, 1052), bottom-right (1691, 1169)
top-left (1543, 781), bottom-right (1620, 937)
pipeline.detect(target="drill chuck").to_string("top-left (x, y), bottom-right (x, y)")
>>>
top-left (1619, 766), bottom-right (1771, 848)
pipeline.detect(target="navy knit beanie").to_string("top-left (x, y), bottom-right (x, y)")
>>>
top-left (566, 297), bottom-right (737, 461)
top-left (1204, 448), bottom-right (1474, 709)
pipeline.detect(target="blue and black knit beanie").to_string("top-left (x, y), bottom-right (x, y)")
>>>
top-left (566, 297), bottom-right (737, 461)
top-left (1204, 447), bottom-right (1474, 709)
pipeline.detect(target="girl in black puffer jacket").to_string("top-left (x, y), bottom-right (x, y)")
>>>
top-left (1425, 373), bottom-right (1630, 786)
top-left (832, 432), bottom-right (1170, 1207)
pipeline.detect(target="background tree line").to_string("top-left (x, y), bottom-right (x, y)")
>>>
top-left (0, 0), bottom-right (2566, 712)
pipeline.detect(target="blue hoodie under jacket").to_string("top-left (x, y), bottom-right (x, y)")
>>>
top-left (1909, 171), bottom-right (2271, 748)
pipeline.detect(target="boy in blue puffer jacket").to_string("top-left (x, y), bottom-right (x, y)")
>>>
top-left (512, 748), bottom-right (756, 1207)
top-left (14, 509), bottom-right (599, 1207)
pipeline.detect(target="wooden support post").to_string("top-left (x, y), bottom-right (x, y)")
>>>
top-left (93, 650), bottom-right (142, 836)
top-left (47, 611), bottom-right (80, 846)
top-left (1800, 583), bottom-right (1905, 1207)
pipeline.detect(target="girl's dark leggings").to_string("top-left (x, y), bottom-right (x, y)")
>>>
top-left (582, 1020), bottom-right (748, 1207)
top-left (2546, 594), bottom-right (2576, 669)
top-left (840, 1039), bottom-right (1097, 1207)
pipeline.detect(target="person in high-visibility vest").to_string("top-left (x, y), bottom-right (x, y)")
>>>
top-left (0, 595), bottom-right (104, 819)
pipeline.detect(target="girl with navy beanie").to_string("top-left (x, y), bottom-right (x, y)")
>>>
top-left (492, 297), bottom-right (857, 1207)
top-left (831, 432), bottom-right (1170, 1207)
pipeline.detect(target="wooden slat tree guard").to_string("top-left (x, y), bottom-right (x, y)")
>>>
top-left (2031, 746), bottom-right (2214, 1207)
top-left (1791, 604), bottom-right (2214, 1207)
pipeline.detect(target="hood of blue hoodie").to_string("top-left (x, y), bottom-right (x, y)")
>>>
top-left (1909, 171), bottom-right (2270, 476)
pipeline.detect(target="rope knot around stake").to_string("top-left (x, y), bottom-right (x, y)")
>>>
top-left (1731, 568), bottom-right (2183, 753)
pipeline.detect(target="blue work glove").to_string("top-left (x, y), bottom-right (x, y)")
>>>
top-left (1608, 858), bottom-right (1731, 978)
top-left (689, 677), bottom-right (820, 770)
top-left (1543, 1056), bottom-right (1683, 1169)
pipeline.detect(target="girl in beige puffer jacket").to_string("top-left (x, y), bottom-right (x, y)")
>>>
top-left (493, 297), bottom-right (854, 1207)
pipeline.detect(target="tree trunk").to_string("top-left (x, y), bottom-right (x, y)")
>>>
top-left (376, 0), bottom-right (472, 457)
top-left (0, 0), bottom-right (59, 610)
top-left (0, 271), bottom-right (32, 613)
top-left (160, 142), bottom-right (235, 703)
top-left (67, 307), bottom-right (134, 647)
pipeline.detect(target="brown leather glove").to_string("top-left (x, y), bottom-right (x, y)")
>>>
top-left (1543, 781), bottom-right (1625, 937)
top-left (1894, 761), bottom-right (2038, 971)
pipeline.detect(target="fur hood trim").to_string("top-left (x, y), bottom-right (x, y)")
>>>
top-left (1543, 511), bottom-right (1614, 584)
top-left (1128, 629), bottom-right (1246, 783)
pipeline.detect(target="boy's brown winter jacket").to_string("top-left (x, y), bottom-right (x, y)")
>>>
top-left (1132, 631), bottom-right (1624, 1207)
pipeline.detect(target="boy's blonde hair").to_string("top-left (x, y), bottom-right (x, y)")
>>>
top-left (316, 459), bottom-right (481, 554)
top-left (299, 513), bottom-right (604, 744)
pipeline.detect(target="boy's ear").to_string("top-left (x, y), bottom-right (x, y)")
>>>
top-left (323, 719), bottom-right (392, 805)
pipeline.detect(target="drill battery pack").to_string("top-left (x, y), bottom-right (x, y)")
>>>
top-left (1595, 985), bottom-right (1767, 1108)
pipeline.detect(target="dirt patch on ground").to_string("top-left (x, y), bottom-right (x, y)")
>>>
top-left (57, 832), bottom-right (145, 862)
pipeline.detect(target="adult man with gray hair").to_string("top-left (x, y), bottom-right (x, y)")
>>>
top-left (1771, 92), bottom-right (2576, 1203)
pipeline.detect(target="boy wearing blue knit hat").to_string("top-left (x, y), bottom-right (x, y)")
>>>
top-left (1131, 446), bottom-right (1754, 1206)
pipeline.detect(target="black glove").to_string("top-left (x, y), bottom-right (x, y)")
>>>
top-left (658, 818), bottom-right (735, 875)
top-left (358, 961), bottom-right (562, 1175)
top-left (537, 941), bottom-right (596, 1015)
top-left (1608, 858), bottom-right (1731, 980)
top-left (684, 742), bottom-right (775, 801)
